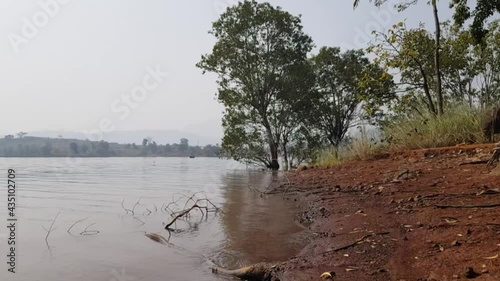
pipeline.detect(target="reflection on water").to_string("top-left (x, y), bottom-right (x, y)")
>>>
top-left (0, 158), bottom-right (302, 281)
top-left (216, 172), bottom-right (304, 268)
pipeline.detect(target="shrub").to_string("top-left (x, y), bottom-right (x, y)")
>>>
top-left (382, 105), bottom-right (487, 150)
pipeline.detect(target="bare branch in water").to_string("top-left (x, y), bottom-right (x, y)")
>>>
top-left (131, 197), bottom-right (142, 215)
top-left (121, 199), bottom-right (132, 214)
top-left (80, 223), bottom-right (99, 235)
top-left (67, 217), bottom-right (89, 234)
top-left (133, 216), bottom-right (145, 226)
top-left (43, 211), bottom-right (61, 249)
top-left (163, 193), bottom-right (222, 231)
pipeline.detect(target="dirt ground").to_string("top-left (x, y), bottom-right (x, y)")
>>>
top-left (274, 144), bottom-right (500, 281)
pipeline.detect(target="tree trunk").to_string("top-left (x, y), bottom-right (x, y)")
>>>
top-left (269, 142), bottom-right (280, 170)
top-left (432, 0), bottom-right (444, 115)
top-left (263, 116), bottom-right (280, 170)
top-left (282, 141), bottom-right (289, 171)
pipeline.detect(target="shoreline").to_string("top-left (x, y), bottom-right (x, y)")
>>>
top-left (272, 145), bottom-right (500, 280)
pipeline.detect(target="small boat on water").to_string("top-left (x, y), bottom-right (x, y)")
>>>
top-left (189, 155), bottom-right (195, 158)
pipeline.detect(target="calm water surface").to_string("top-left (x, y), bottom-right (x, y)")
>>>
top-left (0, 158), bottom-right (302, 281)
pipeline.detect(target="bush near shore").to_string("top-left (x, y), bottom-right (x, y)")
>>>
top-left (316, 105), bottom-right (498, 167)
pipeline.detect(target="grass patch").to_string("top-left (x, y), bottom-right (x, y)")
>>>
top-left (382, 105), bottom-right (487, 150)
top-left (316, 128), bottom-right (384, 167)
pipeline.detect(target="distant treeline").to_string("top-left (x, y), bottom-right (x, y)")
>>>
top-left (0, 136), bottom-right (220, 157)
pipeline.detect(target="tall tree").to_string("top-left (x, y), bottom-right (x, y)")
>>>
top-left (16, 132), bottom-right (28, 138)
top-left (369, 23), bottom-right (439, 115)
top-left (353, 0), bottom-right (445, 114)
top-left (197, 0), bottom-right (314, 169)
top-left (309, 47), bottom-right (393, 146)
top-left (451, 0), bottom-right (500, 43)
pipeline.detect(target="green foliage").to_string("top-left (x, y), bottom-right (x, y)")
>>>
top-left (451, 0), bottom-right (500, 43)
top-left (308, 47), bottom-right (394, 146)
top-left (382, 105), bottom-right (487, 150)
top-left (315, 127), bottom-right (384, 167)
top-left (369, 20), bottom-right (500, 115)
top-left (197, 0), bottom-right (314, 169)
top-left (369, 22), bottom-right (440, 115)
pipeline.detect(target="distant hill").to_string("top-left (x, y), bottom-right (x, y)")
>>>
top-left (21, 130), bottom-right (221, 146)
top-left (0, 136), bottom-right (220, 157)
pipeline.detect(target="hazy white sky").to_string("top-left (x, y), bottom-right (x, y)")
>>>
top-left (0, 0), bottom-right (459, 139)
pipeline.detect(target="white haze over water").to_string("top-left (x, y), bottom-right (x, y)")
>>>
top-left (0, 0), bottom-right (459, 139)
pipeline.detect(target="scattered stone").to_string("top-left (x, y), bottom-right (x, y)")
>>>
top-left (451, 240), bottom-right (462, 247)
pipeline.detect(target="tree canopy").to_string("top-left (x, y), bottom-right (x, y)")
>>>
top-left (197, 0), bottom-right (314, 169)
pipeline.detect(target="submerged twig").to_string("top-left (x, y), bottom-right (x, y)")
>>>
top-left (131, 197), bottom-right (142, 215)
top-left (121, 199), bottom-right (132, 214)
top-left (80, 223), bottom-right (99, 235)
top-left (163, 193), bottom-right (222, 231)
top-left (43, 211), bottom-right (61, 248)
top-left (67, 217), bottom-right (89, 234)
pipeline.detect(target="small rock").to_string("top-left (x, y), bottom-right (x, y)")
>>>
top-left (451, 240), bottom-right (462, 247)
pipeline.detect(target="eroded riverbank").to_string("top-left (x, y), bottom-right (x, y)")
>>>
top-left (268, 144), bottom-right (500, 280)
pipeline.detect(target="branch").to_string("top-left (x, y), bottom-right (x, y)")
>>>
top-left (67, 217), bottom-right (89, 234)
top-left (319, 231), bottom-right (390, 255)
top-left (43, 211), bottom-right (61, 249)
top-left (80, 223), bottom-right (99, 235)
top-left (435, 203), bottom-right (500, 209)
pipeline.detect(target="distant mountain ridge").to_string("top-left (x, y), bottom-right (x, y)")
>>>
top-left (9, 130), bottom-right (221, 146)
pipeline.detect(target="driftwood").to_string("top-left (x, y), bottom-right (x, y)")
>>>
top-left (436, 203), bottom-right (500, 209)
top-left (80, 223), bottom-right (99, 235)
top-left (319, 231), bottom-right (391, 255)
top-left (487, 146), bottom-right (500, 166)
top-left (212, 263), bottom-right (277, 281)
top-left (145, 233), bottom-right (170, 245)
top-left (42, 211), bottom-right (61, 249)
top-left (67, 217), bottom-right (89, 234)
top-left (164, 193), bottom-right (222, 231)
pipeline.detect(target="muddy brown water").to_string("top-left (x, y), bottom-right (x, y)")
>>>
top-left (0, 158), bottom-right (303, 281)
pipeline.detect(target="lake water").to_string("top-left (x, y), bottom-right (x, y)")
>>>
top-left (0, 158), bottom-right (303, 281)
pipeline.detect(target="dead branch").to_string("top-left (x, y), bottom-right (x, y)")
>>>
top-left (43, 211), bottom-right (61, 248)
top-left (163, 193), bottom-right (222, 231)
top-left (133, 217), bottom-right (145, 226)
top-left (166, 204), bottom-right (209, 230)
top-left (164, 194), bottom-right (186, 213)
top-left (435, 203), bottom-right (500, 209)
top-left (121, 199), bottom-right (132, 214)
top-left (80, 223), bottom-right (99, 235)
top-left (131, 197), bottom-right (142, 215)
top-left (281, 172), bottom-right (292, 199)
top-left (487, 145), bottom-right (500, 166)
top-left (459, 160), bottom-right (489, 165)
top-left (67, 217), bottom-right (89, 234)
top-left (145, 232), bottom-right (170, 245)
top-left (319, 231), bottom-right (390, 255)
